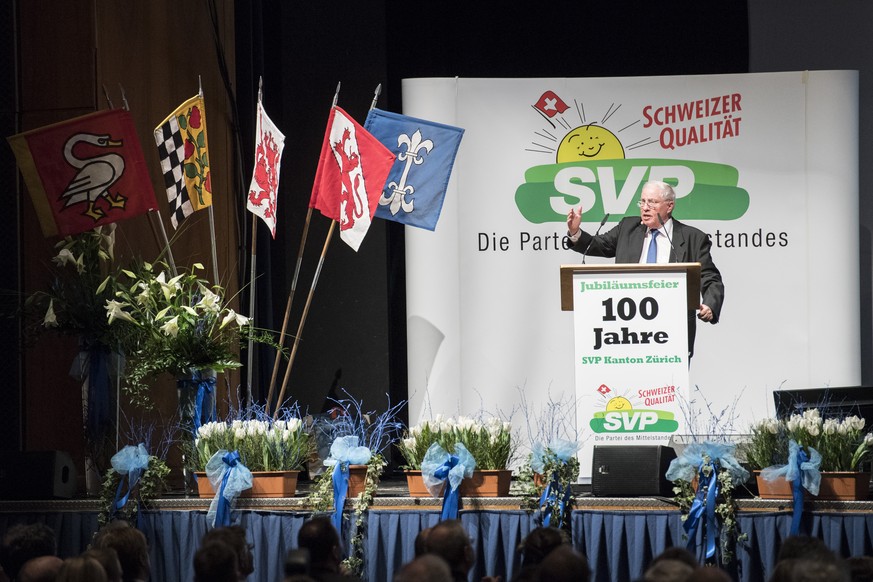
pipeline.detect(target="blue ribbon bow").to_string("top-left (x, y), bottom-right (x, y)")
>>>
top-left (760, 439), bottom-right (822, 535)
top-left (177, 369), bottom-right (217, 437)
top-left (323, 436), bottom-right (372, 533)
top-left (421, 442), bottom-right (475, 521)
top-left (110, 444), bottom-right (150, 517)
top-left (206, 449), bottom-right (252, 528)
top-left (665, 441), bottom-right (749, 562)
top-left (682, 461), bottom-right (720, 560)
top-left (531, 439), bottom-right (580, 528)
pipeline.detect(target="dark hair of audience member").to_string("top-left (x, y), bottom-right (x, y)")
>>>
top-left (643, 558), bottom-right (694, 582)
top-left (91, 520), bottom-right (150, 582)
top-left (518, 526), bottom-right (570, 569)
top-left (82, 548), bottom-right (123, 582)
top-left (55, 555), bottom-right (108, 582)
top-left (0, 523), bottom-right (57, 580)
top-left (776, 535), bottom-right (838, 564)
top-left (202, 525), bottom-right (254, 579)
top-left (687, 566), bottom-right (732, 582)
top-left (650, 547), bottom-right (699, 570)
top-left (413, 527), bottom-right (432, 558)
top-left (772, 558), bottom-right (850, 582)
top-left (393, 554), bottom-right (452, 582)
top-left (423, 520), bottom-right (474, 582)
top-left (297, 517), bottom-right (343, 573)
top-left (194, 539), bottom-right (240, 582)
top-left (847, 555), bottom-right (873, 582)
top-left (16, 555), bottom-right (64, 582)
top-left (537, 545), bottom-right (591, 582)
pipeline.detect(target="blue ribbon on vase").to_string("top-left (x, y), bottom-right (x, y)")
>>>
top-left (421, 442), bottom-right (475, 521)
top-left (177, 369), bottom-right (217, 437)
top-left (70, 343), bottom-right (118, 447)
top-left (665, 441), bottom-right (749, 561)
top-left (760, 439), bottom-right (821, 535)
top-left (531, 439), bottom-right (580, 528)
top-left (206, 449), bottom-right (252, 528)
top-left (323, 436), bottom-right (372, 534)
top-left (110, 443), bottom-right (150, 524)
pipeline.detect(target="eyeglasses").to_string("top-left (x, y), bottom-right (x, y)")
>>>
top-left (637, 199), bottom-right (663, 209)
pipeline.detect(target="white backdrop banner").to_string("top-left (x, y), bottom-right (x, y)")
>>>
top-left (401, 72), bottom-right (860, 480)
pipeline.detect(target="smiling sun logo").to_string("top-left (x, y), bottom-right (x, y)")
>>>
top-left (529, 89), bottom-right (654, 164)
top-left (556, 124), bottom-right (625, 163)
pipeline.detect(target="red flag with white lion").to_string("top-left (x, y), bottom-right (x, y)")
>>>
top-left (309, 106), bottom-right (395, 251)
top-left (247, 101), bottom-right (285, 238)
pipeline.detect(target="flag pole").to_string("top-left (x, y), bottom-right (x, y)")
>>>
top-left (245, 77), bottom-right (265, 416)
top-left (148, 209), bottom-right (178, 276)
top-left (272, 82), bottom-right (380, 417)
top-left (265, 82), bottom-right (341, 415)
top-left (273, 219), bottom-right (336, 417)
top-left (200, 75), bottom-right (221, 286)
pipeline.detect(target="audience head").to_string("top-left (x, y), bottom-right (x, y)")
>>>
top-left (687, 566), bottom-right (731, 582)
top-left (651, 547), bottom-right (698, 570)
top-left (81, 549), bottom-right (122, 582)
top-left (202, 525), bottom-right (254, 579)
top-left (414, 527), bottom-right (432, 558)
top-left (393, 554), bottom-right (452, 582)
top-left (17, 555), bottom-right (64, 582)
top-left (768, 558), bottom-right (849, 582)
top-left (537, 545), bottom-right (590, 582)
top-left (0, 523), bottom-right (57, 580)
top-left (193, 540), bottom-right (239, 582)
top-left (776, 535), bottom-right (837, 564)
top-left (297, 517), bottom-right (342, 573)
top-left (518, 526), bottom-right (570, 569)
top-left (55, 555), bottom-right (108, 582)
top-left (644, 558), bottom-right (694, 582)
top-left (423, 520), bottom-right (473, 581)
top-left (91, 520), bottom-right (150, 582)
top-left (847, 556), bottom-right (873, 582)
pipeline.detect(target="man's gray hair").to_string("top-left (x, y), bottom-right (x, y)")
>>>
top-left (645, 180), bottom-right (676, 202)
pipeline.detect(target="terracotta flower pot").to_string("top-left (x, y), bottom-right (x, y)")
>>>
top-left (346, 464), bottom-right (370, 497)
top-left (754, 471), bottom-right (870, 501)
top-left (405, 469), bottom-right (512, 497)
top-left (195, 470), bottom-right (300, 498)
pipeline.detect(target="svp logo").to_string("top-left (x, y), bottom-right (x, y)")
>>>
top-left (516, 89), bottom-right (750, 224)
top-left (589, 384), bottom-right (679, 434)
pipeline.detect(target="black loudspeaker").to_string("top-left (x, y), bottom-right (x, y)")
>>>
top-left (0, 451), bottom-right (77, 499)
top-left (591, 445), bottom-right (677, 497)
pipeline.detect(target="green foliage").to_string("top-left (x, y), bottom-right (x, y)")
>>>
top-left (98, 456), bottom-right (170, 527)
top-left (25, 226), bottom-right (119, 347)
top-left (306, 455), bottom-right (386, 578)
top-left (672, 456), bottom-right (747, 565)
top-left (105, 260), bottom-right (272, 407)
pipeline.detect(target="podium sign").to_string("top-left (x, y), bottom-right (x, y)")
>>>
top-left (561, 264), bottom-right (700, 480)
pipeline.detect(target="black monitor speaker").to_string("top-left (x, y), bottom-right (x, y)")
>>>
top-left (591, 445), bottom-right (676, 497)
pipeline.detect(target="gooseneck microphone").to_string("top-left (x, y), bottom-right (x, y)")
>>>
top-left (582, 213), bottom-right (610, 264)
top-left (657, 213), bottom-right (676, 260)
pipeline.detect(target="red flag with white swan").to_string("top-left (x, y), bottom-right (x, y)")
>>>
top-left (7, 109), bottom-right (158, 237)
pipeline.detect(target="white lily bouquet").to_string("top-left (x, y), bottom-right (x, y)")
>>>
top-left (398, 414), bottom-right (515, 470)
top-left (195, 416), bottom-right (312, 473)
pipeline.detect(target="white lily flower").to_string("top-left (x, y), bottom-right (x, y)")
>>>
top-left (160, 316), bottom-right (180, 338)
top-left (43, 300), bottom-right (58, 327)
top-left (105, 299), bottom-right (137, 324)
top-left (220, 309), bottom-right (251, 329)
top-left (52, 248), bottom-right (76, 267)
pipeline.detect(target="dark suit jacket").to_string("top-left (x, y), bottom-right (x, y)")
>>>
top-left (570, 215), bottom-right (725, 356)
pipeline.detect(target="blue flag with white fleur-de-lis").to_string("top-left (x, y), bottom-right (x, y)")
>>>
top-left (364, 108), bottom-right (464, 231)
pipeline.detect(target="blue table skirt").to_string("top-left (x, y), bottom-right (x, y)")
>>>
top-left (2, 508), bottom-right (873, 581)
